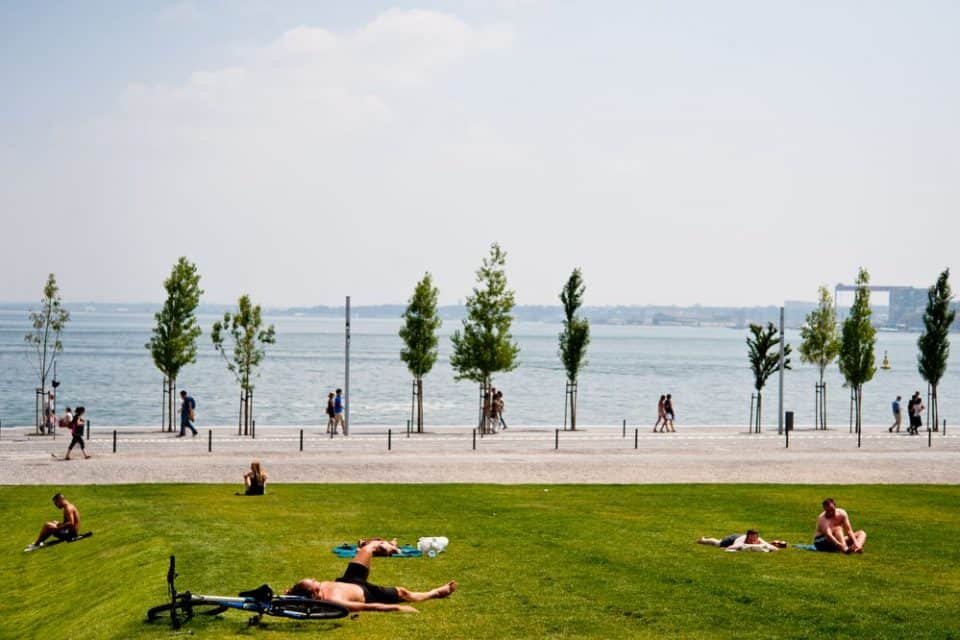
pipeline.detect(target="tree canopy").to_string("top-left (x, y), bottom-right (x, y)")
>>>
top-left (746, 322), bottom-right (791, 392)
top-left (839, 267), bottom-right (877, 389)
top-left (211, 295), bottom-right (276, 393)
top-left (918, 268), bottom-right (955, 388)
top-left (400, 273), bottom-right (441, 380)
top-left (558, 268), bottom-right (590, 384)
top-left (798, 285), bottom-right (841, 383)
top-left (146, 257), bottom-right (203, 382)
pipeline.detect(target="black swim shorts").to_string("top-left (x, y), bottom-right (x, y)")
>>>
top-left (813, 535), bottom-right (838, 552)
top-left (719, 534), bottom-right (739, 548)
top-left (53, 526), bottom-right (78, 541)
top-left (336, 562), bottom-right (401, 604)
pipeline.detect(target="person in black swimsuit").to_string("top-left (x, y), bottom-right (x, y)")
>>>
top-left (243, 461), bottom-right (267, 495)
top-left (286, 540), bottom-right (457, 612)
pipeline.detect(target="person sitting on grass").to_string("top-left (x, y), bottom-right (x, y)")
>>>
top-left (286, 539), bottom-right (457, 613)
top-left (243, 460), bottom-right (268, 495)
top-left (697, 529), bottom-right (784, 552)
top-left (814, 498), bottom-right (866, 553)
top-left (24, 493), bottom-right (80, 552)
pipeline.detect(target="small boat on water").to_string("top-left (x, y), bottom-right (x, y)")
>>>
top-left (881, 350), bottom-right (891, 370)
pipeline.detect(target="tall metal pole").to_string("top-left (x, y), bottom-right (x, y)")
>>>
top-left (777, 306), bottom-right (785, 435)
top-left (344, 295), bottom-right (351, 436)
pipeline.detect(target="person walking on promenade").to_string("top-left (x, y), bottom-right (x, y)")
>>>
top-left (487, 387), bottom-right (499, 433)
top-left (664, 394), bottom-right (676, 432)
top-left (24, 493), bottom-right (81, 552)
top-left (654, 395), bottom-right (667, 432)
top-left (63, 407), bottom-right (90, 460)
top-left (889, 395), bottom-right (902, 433)
top-left (178, 390), bottom-right (197, 437)
top-left (333, 388), bottom-right (345, 434)
top-left (495, 390), bottom-right (507, 430)
top-left (909, 391), bottom-right (924, 435)
top-left (326, 392), bottom-right (337, 434)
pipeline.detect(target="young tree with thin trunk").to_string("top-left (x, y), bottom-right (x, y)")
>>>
top-left (450, 243), bottom-right (520, 433)
top-left (839, 267), bottom-right (877, 435)
top-left (558, 268), bottom-right (590, 430)
top-left (211, 295), bottom-right (276, 435)
top-left (918, 269), bottom-right (955, 432)
top-left (400, 273), bottom-right (441, 433)
top-left (24, 273), bottom-right (70, 434)
top-left (146, 258), bottom-right (203, 432)
top-left (798, 286), bottom-right (841, 429)
top-left (746, 322), bottom-right (792, 431)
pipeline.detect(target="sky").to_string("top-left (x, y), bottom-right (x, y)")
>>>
top-left (1, 1), bottom-right (958, 307)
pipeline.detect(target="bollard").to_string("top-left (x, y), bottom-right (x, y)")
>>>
top-left (786, 421), bottom-right (790, 449)
top-left (943, 419), bottom-right (947, 436)
top-left (300, 429), bottom-right (304, 452)
top-left (472, 428), bottom-right (476, 451)
top-left (208, 430), bottom-right (212, 453)
top-left (407, 420), bottom-right (411, 438)
top-left (86, 420), bottom-right (91, 440)
top-left (857, 423), bottom-right (861, 449)
top-left (252, 420), bottom-right (256, 440)
top-left (634, 428), bottom-right (638, 449)
top-left (555, 429), bottom-right (559, 450)
top-left (388, 429), bottom-right (392, 451)
top-left (112, 429), bottom-right (117, 453)
top-left (622, 419), bottom-right (626, 438)
top-left (929, 426), bottom-right (932, 448)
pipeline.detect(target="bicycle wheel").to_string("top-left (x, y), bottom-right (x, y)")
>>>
top-left (147, 597), bottom-right (228, 622)
top-left (272, 597), bottom-right (349, 620)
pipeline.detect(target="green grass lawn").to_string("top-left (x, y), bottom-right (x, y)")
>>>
top-left (3, 484), bottom-right (960, 639)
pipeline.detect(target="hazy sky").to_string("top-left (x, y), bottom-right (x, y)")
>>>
top-left (2, 1), bottom-right (957, 307)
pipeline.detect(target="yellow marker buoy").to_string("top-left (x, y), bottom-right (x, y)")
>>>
top-left (881, 350), bottom-right (891, 370)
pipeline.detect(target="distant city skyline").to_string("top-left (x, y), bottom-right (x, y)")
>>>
top-left (2, 2), bottom-right (957, 307)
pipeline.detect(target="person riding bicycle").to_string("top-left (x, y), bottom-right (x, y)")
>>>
top-left (286, 540), bottom-right (457, 613)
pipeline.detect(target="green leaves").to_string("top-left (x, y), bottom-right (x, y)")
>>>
top-left (450, 243), bottom-right (520, 384)
top-left (399, 272), bottom-right (441, 379)
top-left (211, 294), bottom-right (276, 393)
top-left (839, 267), bottom-right (877, 388)
top-left (917, 268), bottom-right (954, 388)
top-left (558, 268), bottom-right (590, 383)
top-left (798, 285), bottom-right (841, 384)
top-left (146, 257), bottom-right (203, 381)
top-left (25, 273), bottom-right (70, 387)
top-left (746, 322), bottom-right (791, 392)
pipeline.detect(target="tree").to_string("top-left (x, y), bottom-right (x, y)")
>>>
top-left (746, 322), bottom-right (791, 432)
top-left (798, 286), bottom-right (841, 429)
top-left (450, 243), bottom-right (520, 432)
top-left (399, 273), bottom-right (442, 433)
top-left (558, 268), bottom-right (590, 430)
top-left (839, 267), bottom-right (877, 435)
top-left (146, 258), bottom-right (203, 432)
top-left (211, 295), bottom-right (276, 435)
top-left (918, 269), bottom-right (955, 432)
top-left (24, 273), bottom-right (70, 434)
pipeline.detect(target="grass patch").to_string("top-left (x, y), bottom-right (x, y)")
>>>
top-left (3, 484), bottom-right (960, 639)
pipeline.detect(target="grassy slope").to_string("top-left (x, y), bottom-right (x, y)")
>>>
top-left (2, 484), bottom-right (959, 639)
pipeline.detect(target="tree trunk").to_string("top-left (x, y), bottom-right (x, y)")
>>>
top-left (417, 377), bottom-right (424, 433)
top-left (756, 392), bottom-right (762, 433)
top-left (932, 384), bottom-right (939, 432)
top-left (822, 381), bottom-right (828, 430)
top-left (479, 379), bottom-right (491, 433)
top-left (569, 379), bottom-right (577, 431)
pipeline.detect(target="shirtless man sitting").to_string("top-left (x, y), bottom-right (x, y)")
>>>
top-left (697, 529), bottom-right (784, 552)
top-left (814, 498), bottom-right (866, 553)
top-left (286, 540), bottom-right (457, 613)
top-left (24, 493), bottom-right (80, 552)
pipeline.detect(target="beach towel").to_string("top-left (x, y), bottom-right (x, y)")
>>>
top-left (792, 543), bottom-right (819, 551)
top-left (332, 543), bottom-right (422, 558)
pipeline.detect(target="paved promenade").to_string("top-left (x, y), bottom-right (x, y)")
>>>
top-left (1, 424), bottom-right (957, 485)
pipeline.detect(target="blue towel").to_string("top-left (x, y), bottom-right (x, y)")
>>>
top-left (332, 544), bottom-right (422, 558)
top-left (792, 543), bottom-right (819, 551)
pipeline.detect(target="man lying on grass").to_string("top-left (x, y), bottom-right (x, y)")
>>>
top-left (814, 498), bottom-right (866, 553)
top-left (697, 529), bottom-right (785, 552)
top-left (287, 539), bottom-right (457, 613)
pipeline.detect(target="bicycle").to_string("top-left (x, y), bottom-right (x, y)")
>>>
top-left (146, 555), bottom-right (349, 628)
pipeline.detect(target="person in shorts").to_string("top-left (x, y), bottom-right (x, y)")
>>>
top-left (286, 540), bottom-right (457, 613)
top-left (814, 498), bottom-right (866, 553)
top-left (24, 493), bottom-right (80, 552)
top-left (697, 529), bottom-right (784, 552)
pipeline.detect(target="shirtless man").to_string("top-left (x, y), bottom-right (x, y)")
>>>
top-left (24, 493), bottom-right (80, 552)
top-left (814, 498), bottom-right (866, 553)
top-left (697, 529), bottom-right (784, 552)
top-left (286, 540), bottom-right (457, 613)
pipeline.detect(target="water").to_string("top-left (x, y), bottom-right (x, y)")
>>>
top-left (1, 309), bottom-right (956, 428)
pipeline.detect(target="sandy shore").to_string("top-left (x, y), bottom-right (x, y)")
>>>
top-left (1, 424), bottom-right (958, 485)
